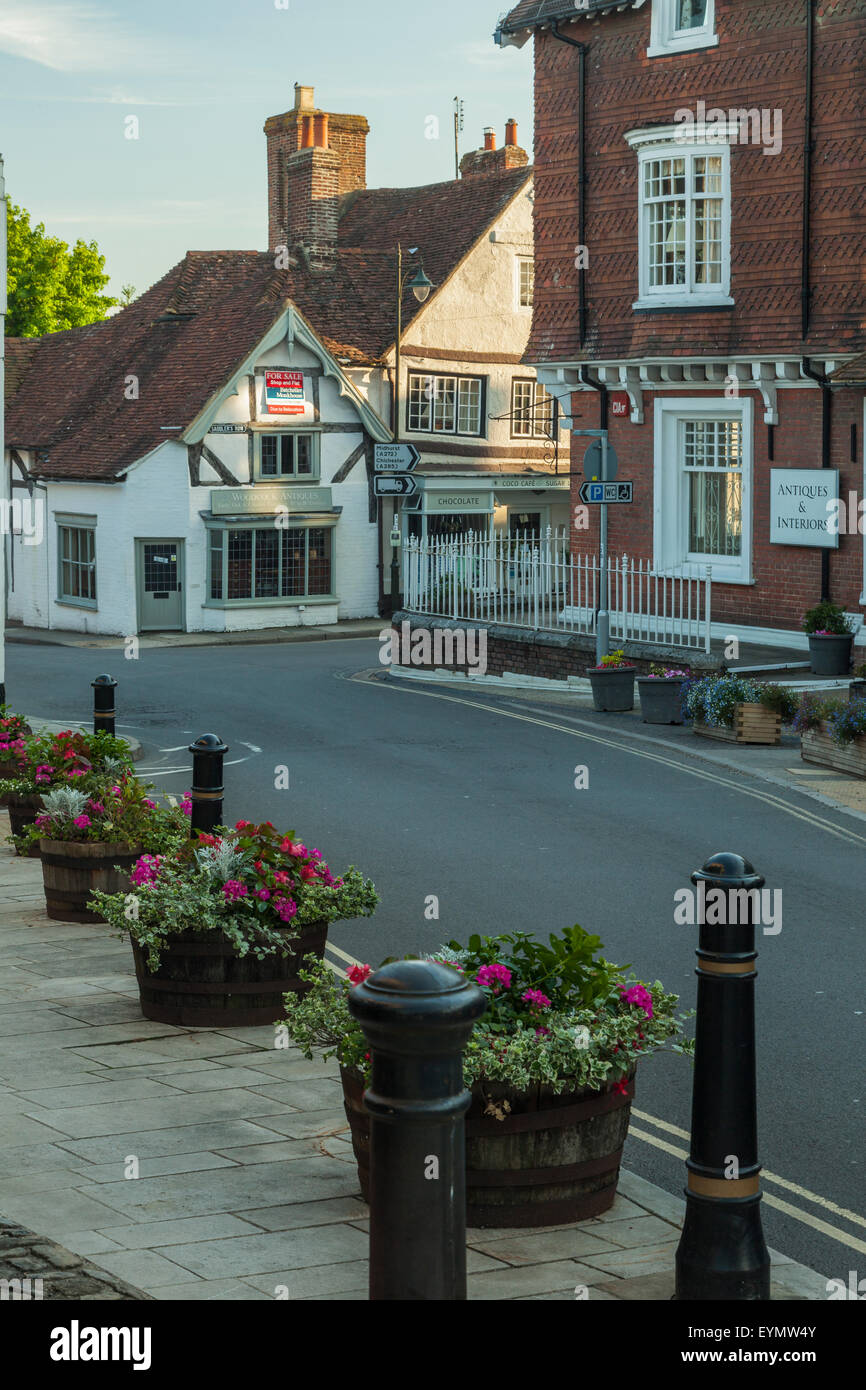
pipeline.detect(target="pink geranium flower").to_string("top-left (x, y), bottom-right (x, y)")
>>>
top-left (273, 896), bottom-right (298, 922)
top-left (73, 814), bottom-right (91, 829)
top-left (522, 989), bottom-right (552, 1011)
top-left (347, 964), bottom-right (372, 987)
top-left (620, 984), bottom-right (653, 1020)
top-left (477, 963), bottom-right (513, 992)
top-left (223, 880), bottom-right (248, 901)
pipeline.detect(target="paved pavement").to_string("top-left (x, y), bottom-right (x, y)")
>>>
top-left (6, 619), bottom-right (387, 651)
top-left (0, 813), bottom-right (830, 1301)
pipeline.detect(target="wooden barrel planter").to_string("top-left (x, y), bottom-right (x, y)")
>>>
top-left (693, 702), bottom-right (781, 746)
top-left (131, 919), bottom-right (329, 1028)
top-left (8, 793), bottom-right (44, 856)
top-left (39, 839), bottom-right (142, 922)
top-left (341, 1067), bottom-right (634, 1228)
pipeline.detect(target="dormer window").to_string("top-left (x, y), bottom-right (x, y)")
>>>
top-left (648, 0), bottom-right (718, 57)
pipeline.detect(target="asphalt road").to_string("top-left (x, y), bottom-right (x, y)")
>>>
top-left (6, 635), bottom-right (865, 1284)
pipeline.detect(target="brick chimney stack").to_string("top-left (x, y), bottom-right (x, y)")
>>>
top-left (264, 85), bottom-right (370, 259)
top-left (460, 120), bottom-right (528, 180)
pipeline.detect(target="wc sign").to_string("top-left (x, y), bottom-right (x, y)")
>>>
top-left (265, 370), bottom-right (305, 416)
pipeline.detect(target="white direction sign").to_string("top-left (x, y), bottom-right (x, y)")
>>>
top-left (374, 443), bottom-right (421, 472)
top-left (374, 474), bottom-right (418, 497)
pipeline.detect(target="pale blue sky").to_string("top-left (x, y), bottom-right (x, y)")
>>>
top-left (0, 0), bottom-right (534, 299)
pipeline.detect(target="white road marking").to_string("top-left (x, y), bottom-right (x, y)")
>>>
top-left (629, 1125), bottom-right (866, 1258)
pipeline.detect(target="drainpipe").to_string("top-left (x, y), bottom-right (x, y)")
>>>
top-left (802, 357), bottom-right (832, 602)
top-left (801, 1), bottom-right (816, 339)
top-left (550, 20), bottom-right (587, 347)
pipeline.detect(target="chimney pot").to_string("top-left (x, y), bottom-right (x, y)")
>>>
top-left (505, 118), bottom-right (518, 146)
top-left (483, 127), bottom-right (496, 151)
top-left (301, 114), bottom-right (315, 148)
top-left (313, 112), bottom-right (329, 147)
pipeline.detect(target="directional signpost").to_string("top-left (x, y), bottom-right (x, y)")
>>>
top-left (374, 475), bottom-right (418, 497)
top-left (571, 430), bottom-right (633, 663)
top-left (374, 443), bottom-right (420, 472)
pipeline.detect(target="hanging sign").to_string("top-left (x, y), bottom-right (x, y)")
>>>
top-left (265, 370), bottom-right (306, 416)
top-left (609, 393), bottom-right (631, 419)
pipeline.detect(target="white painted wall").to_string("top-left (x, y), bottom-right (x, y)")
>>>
top-left (7, 332), bottom-right (379, 634)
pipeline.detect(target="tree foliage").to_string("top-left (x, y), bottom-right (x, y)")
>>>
top-left (5, 201), bottom-right (117, 337)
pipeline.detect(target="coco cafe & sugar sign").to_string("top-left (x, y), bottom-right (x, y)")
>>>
top-left (404, 475), bottom-right (571, 540)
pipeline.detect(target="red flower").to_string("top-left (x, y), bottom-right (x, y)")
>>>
top-left (613, 1080), bottom-right (629, 1096)
top-left (347, 964), bottom-right (372, 987)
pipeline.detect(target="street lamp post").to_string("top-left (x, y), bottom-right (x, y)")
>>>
top-left (390, 245), bottom-right (433, 615)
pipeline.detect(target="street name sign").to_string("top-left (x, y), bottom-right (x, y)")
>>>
top-left (577, 481), bottom-right (634, 504)
top-left (374, 443), bottom-right (421, 472)
top-left (374, 474), bottom-right (418, 497)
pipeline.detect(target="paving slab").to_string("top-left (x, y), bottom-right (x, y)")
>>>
top-left (51, 1119), bottom-right (291, 1163)
top-left (0, 811), bottom-right (836, 1303)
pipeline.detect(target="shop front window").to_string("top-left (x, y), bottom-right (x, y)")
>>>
top-left (209, 524), bottom-right (333, 601)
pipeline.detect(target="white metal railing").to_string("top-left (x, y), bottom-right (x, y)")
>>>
top-left (403, 529), bottom-right (712, 652)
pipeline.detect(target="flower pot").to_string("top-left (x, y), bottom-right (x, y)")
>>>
top-left (130, 919), bottom-right (329, 1027)
top-left (341, 1067), bottom-right (634, 1228)
top-left (637, 677), bottom-right (686, 725)
top-left (808, 633), bottom-right (853, 677)
top-left (587, 667), bottom-right (635, 712)
top-left (693, 702), bottom-right (781, 746)
top-left (40, 839), bottom-right (143, 922)
top-left (8, 793), bottom-right (44, 855)
top-left (801, 722), bottom-right (866, 779)
top-left (850, 680), bottom-right (866, 703)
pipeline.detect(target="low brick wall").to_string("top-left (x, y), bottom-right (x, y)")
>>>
top-left (390, 613), bottom-right (720, 681)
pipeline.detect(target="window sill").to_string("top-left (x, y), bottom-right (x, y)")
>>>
top-left (204, 595), bottom-right (336, 609)
top-left (685, 566), bottom-right (752, 586)
top-left (56, 597), bottom-right (98, 611)
top-left (647, 35), bottom-right (719, 58)
top-left (633, 296), bottom-right (734, 313)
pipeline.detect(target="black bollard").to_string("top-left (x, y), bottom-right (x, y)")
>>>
top-left (92, 675), bottom-right (117, 736)
top-left (347, 959), bottom-right (487, 1301)
top-left (188, 734), bottom-right (228, 837)
top-left (675, 851), bottom-right (771, 1301)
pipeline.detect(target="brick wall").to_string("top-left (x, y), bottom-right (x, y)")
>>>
top-left (531, 0), bottom-right (866, 364)
top-left (569, 384), bottom-right (865, 630)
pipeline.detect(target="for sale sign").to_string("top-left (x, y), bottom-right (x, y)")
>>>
top-left (265, 370), bottom-right (305, 416)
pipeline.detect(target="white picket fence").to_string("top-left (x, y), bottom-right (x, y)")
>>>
top-left (403, 529), bottom-right (712, 652)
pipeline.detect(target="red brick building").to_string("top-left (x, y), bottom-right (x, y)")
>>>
top-left (497, 0), bottom-right (866, 650)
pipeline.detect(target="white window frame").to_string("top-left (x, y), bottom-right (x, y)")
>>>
top-left (406, 373), bottom-right (485, 437)
top-left (56, 515), bottom-right (98, 609)
top-left (516, 256), bottom-right (534, 311)
top-left (654, 396), bottom-right (753, 587)
top-left (511, 378), bottom-right (554, 439)
top-left (254, 430), bottom-right (320, 482)
top-left (626, 125), bottom-right (733, 310)
top-left (648, 0), bottom-right (718, 58)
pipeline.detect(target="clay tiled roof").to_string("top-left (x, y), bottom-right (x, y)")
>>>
top-left (6, 166), bottom-right (531, 481)
top-left (3, 339), bottom-right (38, 405)
top-left (830, 354), bottom-right (866, 385)
top-left (499, 0), bottom-right (644, 37)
